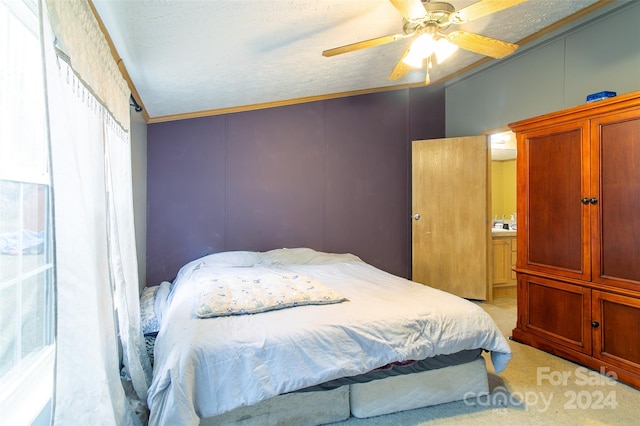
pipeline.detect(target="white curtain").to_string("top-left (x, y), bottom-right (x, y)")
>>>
top-left (105, 116), bottom-right (153, 405)
top-left (41, 0), bottom-right (151, 424)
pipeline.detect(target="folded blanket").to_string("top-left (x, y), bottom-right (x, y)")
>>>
top-left (195, 267), bottom-right (346, 317)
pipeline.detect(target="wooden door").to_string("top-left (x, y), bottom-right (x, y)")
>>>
top-left (591, 109), bottom-right (640, 291)
top-left (411, 136), bottom-right (490, 300)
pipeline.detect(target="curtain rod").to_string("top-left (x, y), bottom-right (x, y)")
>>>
top-left (129, 94), bottom-right (142, 112)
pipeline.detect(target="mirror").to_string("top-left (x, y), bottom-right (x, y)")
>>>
top-left (490, 130), bottom-right (517, 227)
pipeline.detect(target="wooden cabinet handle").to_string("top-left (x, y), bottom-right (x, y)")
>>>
top-left (591, 321), bottom-right (600, 328)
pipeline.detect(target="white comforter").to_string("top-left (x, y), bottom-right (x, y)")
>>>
top-left (147, 248), bottom-right (511, 425)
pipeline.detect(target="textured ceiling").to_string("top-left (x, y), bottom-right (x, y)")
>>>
top-left (91, 0), bottom-right (617, 122)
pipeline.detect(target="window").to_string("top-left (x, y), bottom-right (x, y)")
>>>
top-left (0, 0), bottom-right (55, 424)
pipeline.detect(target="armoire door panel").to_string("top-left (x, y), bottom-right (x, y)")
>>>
top-left (591, 111), bottom-right (640, 288)
top-left (521, 275), bottom-right (592, 354)
top-left (592, 290), bottom-right (640, 373)
top-left (520, 122), bottom-right (590, 280)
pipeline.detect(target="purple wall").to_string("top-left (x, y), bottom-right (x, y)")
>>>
top-left (147, 85), bottom-right (445, 286)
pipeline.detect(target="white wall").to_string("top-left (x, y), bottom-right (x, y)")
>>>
top-left (130, 109), bottom-right (147, 291)
top-left (446, 1), bottom-right (640, 137)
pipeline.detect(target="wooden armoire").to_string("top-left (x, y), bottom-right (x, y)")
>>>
top-left (509, 90), bottom-right (640, 390)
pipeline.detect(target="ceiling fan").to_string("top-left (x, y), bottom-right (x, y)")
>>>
top-left (322, 0), bottom-right (528, 83)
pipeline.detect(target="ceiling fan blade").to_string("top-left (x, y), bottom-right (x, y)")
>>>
top-left (322, 33), bottom-right (409, 57)
top-left (389, 0), bottom-right (426, 21)
top-left (388, 47), bottom-right (414, 80)
top-left (452, 0), bottom-right (528, 24)
top-left (447, 31), bottom-right (518, 59)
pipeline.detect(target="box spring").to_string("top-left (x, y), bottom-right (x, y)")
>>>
top-left (200, 354), bottom-right (488, 424)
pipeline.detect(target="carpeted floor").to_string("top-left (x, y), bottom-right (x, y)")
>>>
top-left (332, 297), bottom-right (640, 425)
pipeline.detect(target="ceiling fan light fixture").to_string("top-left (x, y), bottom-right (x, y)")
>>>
top-left (402, 33), bottom-right (436, 68)
top-left (434, 38), bottom-right (458, 64)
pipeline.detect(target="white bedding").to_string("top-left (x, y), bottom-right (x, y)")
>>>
top-left (147, 248), bottom-right (511, 425)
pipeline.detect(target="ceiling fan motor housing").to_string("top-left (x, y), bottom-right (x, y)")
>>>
top-left (404, 1), bottom-right (455, 35)
top-left (422, 1), bottom-right (455, 17)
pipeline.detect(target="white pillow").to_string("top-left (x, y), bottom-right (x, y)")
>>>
top-left (201, 250), bottom-right (261, 267)
top-left (174, 251), bottom-right (261, 284)
top-left (259, 247), bottom-right (361, 266)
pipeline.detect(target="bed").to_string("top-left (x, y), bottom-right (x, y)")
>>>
top-left (142, 248), bottom-right (511, 425)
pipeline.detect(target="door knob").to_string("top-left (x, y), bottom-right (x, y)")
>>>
top-left (591, 321), bottom-right (600, 328)
top-left (413, 214), bottom-right (421, 221)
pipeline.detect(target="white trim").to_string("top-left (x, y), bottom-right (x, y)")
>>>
top-left (0, 172), bottom-right (50, 185)
top-left (0, 262), bottom-right (53, 291)
top-left (0, 345), bottom-right (54, 426)
top-left (1, 0), bottom-right (38, 34)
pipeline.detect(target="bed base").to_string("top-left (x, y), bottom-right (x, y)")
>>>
top-left (350, 357), bottom-right (488, 418)
top-left (200, 386), bottom-right (349, 426)
top-left (200, 358), bottom-right (488, 425)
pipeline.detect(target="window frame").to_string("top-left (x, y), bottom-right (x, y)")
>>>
top-left (0, 0), bottom-right (55, 424)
